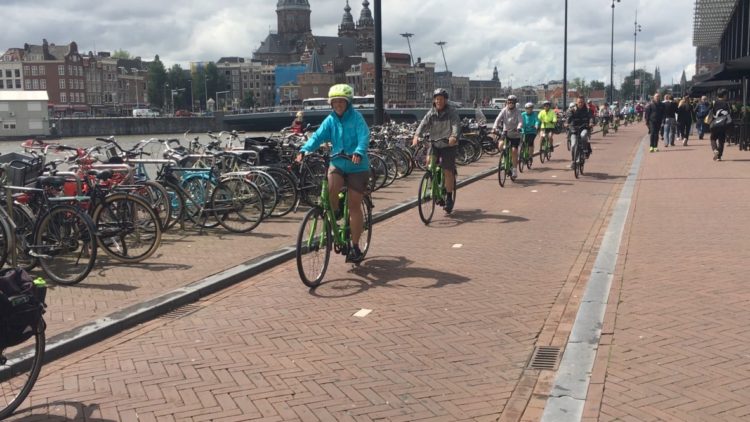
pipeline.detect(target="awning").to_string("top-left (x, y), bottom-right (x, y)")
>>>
top-left (689, 80), bottom-right (742, 96)
top-left (704, 56), bottom-right (750, 81)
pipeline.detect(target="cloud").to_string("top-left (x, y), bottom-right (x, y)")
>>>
top-left (1, 0), bottom-right (695, 87)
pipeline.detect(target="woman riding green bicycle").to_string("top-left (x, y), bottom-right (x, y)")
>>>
top-left (296, 84), bottom-right (370, 263)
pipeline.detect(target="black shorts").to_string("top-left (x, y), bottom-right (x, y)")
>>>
top-left (328, 167), bottom-right (370, 193)
top-left (506, 137), bottom-right (521, 148)
top-left (430, 145), bottom-right (457, 171)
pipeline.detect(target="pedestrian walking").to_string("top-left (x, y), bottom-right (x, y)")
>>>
top-left (709, 89), bottom-right (733, 161)
top-left (694, 95), bottom-right (711, 140)
top-left (662, 94), bottom-right (678, 147)
top-left (644, 92), bottom-right (666, 152)
top-left (676, 95), bottom-right (693, 146)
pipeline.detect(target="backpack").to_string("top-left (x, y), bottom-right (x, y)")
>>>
top-left (0, 269), bottom-right (47, 349)
top-left (710, 109), bottom-right (732, 130)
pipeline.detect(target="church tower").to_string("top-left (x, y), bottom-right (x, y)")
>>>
top-left (338, 1), bottom-right (357, 38)
top-left (276, 0), bottom-right (311, 38)
top-left (356, 0), bottom-right (375, 53)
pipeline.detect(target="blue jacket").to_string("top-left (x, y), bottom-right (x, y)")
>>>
top-left (521, 111), bottom-right (539, 134)
top-left (301, 103), bottom-right (370, 173)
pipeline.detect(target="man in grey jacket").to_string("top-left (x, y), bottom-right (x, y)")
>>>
top-left (413, 88), bottom-right (460, 213)
top-left (492, 95), bottom-right (523, 178)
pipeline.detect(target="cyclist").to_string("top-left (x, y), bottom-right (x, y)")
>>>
top-left (587, 100), bottom-right (598, 125)
top-left (492, 94), bottom-right (523, 178)
top-left (296, 84), bottom-right (370, 263)
top-left (537, 100), bottom-right (557, 151)
top-left (521, 102), bottom-right (539, 163)
top-left (566, 96), bottom-right (594, 168)
top-left (599, 102), bottom-right (611, 132)
top-left (412, 88), bottom-right (460, 213)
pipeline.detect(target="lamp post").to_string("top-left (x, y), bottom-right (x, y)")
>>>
top-left (188, 79), bottom-right (193, 112)
top-left (610, 0), bottom-right (621, 104)
top-left (563, 0), bottom-right (568, 109)
top-left (400, 32), bottom-right (415, 66)
top-left (164, 83), bottom-right (169, 114)
top-left (435, 41), bottom-right (448, 72)
top-left (632, 10), bottom-right (641, 102)
top-left (131, 68), bottom-right (140, 109)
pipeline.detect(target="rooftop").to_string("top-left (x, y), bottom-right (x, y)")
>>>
top-left (693, 0), bottom-right (739, 46)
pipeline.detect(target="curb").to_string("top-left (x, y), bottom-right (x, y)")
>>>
top-left (6, 160), bottom-right (503, 373)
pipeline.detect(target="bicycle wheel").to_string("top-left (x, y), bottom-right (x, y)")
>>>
top-left (539, 139), bottom-right (547, 164)
top-left (93, 193), bottom-right (162, 263)
top-left (413, 144), bottom-right (430, 171)
top-left (518, 148), bottom-right (525, 173)
top-left (182, 176), bottom-right (219, 228)
top-left (35, 205), bottom-right (97, 285)
top-left (368, 153), bottom-right (388, 191)
top-left (358, 197), bottom-right (373, 259)
top-left (299, 158), bottom-right (326, 207)
top-left (12, 202), bottom-right (37, 271)
top-left (0, 212), bottom-right (11, 269)
top-left (162, 182), bottom-right (185, 231)
top-left (497, 152), bottom-right (507, 187)
top-left (134, 180), bottom-right (172, 232)
top-left (573, 148), bottom-right (581, 179)
top-left (296, 207), bottom-right (331, 288)
top-left (0, 319), bottom-right (46, 419)
top-left (211, 178), bottom-right (264, 233)
top-left (417, 172), bottom-right (435, 224)
top-left (246, 170), bottom-right (277, 219)
top-left (265, 167), bottom-right (298, 217)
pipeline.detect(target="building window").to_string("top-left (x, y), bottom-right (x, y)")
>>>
top-left (15, 79), bottom-right (21, 89)
top-left (68, 65), bottom-right (73, 75)
top-left (31, 66), bottom-right (38, 76)
top-left (0, 80), bottom-right (4, 89)
top-left (4, 70), bottom-right (10, 78)
top-left (58, 65), bottom-right (64, 75)
top-left (39, 66), bottom-right (45, 76)
top-left (3, 122), bottom-right (17, 130)
top-left (14, 69), bottom-right (20, 77)
top-left (5, 80), bottom-right (11, 88)
top-left (24, 66), bottom-right (30, 74)
top-left (32, 79), bottom-right (38, 89)
top-left (40, 80), bottom-right (46, 89)
top-left (24, 79), bottom-right (30, 89)
top-left (60, 92), bottom-right (67, 103)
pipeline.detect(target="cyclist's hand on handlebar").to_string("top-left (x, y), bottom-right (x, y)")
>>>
top-left (411, 135), bottom-right (419, 147)
top-left (295, 152), bottom-right (304, 163)
top-left (448, 136), bottom-right (457, 147)
top-left (352, 153), bottom-right (361, 165)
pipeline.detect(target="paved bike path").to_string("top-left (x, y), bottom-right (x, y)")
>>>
top-left (8, 126), bottom-right (645, 420)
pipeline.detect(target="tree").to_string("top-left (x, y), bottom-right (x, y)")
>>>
top-left (205, 62), bottom-right (229, 108)
top-left (571, 77), bottom-right (588, 96)
top-left (241, 91), bottom-right (256, 109)
top-left (112, 49), bottom-right (132, 59)
top-left (620, 69), bottom-right (655, 102)
top-left (589, 80), bottom-right (606, 91)
top-left (167, 64), bottom-right (190, 110)
top-left (147, 55), bottom-right (167, 109)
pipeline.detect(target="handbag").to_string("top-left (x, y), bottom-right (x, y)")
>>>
top-left (710, 112), bottom-right (732, 129)
top-left (704, 114), bottom-right (714, 125)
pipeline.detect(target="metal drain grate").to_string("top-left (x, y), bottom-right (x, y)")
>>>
top-left (160, 303), bottom-right (202, 320)
top-left (528, 346), bottom-right (562, 370)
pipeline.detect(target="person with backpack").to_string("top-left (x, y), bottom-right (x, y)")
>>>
top-left (709, 89), bottom-right (733, 161)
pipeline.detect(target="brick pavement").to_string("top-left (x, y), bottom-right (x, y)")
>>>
top-left (6, 125), bottom-right (645, 421)
top-left (583, 134), bottom-right (750, 421)
top-left (32, 156), bottom-right (495, 343)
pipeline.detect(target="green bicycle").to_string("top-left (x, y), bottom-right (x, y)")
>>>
top-left (496, 133), bottom-right (517, 187)
top-left (296, 153), bottom-right (373, 288)
top-left (417, 139), bottom-right (457, 225)
top-left (518, 133), bottom-right (534, 173)
top-left (539, 130), bottom-right (553, 163)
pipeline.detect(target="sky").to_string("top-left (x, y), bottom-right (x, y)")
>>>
top-left (1, 0), bottom-right (697, 88)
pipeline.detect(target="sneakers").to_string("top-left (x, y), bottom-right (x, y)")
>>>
top-left (346, 245), bottom-right (364, 263)
top-left (512, 168), bottom-right (518, 178)
top-left (683, 139), bottom-right (687, 146)
top-left (444, 194), bottom-right (454, 214)
top-left (649, 147), bottom-right (655, 153)
top-left (713, 150), bottom-right (719, 161)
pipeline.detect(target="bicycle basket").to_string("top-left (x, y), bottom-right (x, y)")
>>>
top-left (0, 152), bottom-right (45, 187)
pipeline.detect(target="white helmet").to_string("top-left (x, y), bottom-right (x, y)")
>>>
top-left (524, 102), bottom-right (534, 109)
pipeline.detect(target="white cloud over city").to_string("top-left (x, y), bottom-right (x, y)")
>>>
top-left (1, 0), bottom-right (696, 88)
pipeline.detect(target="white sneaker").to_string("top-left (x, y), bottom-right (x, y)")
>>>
top-left (511, 168), bottom-right (518, 178)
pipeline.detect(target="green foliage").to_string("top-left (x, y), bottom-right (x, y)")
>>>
top-left (241, 91), bottom-right (256, 108)
top-left (147, 55), bottom-right (167, 109)
top-left (111, 49), bottom-right (131, 59)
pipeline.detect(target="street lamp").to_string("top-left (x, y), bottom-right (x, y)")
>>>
top-left (400, 32), bottom-right (415, 66)
top-left (164, 83), bottom-right (169, 114)
top-left (132, 68), bottom-right (140, 109)
top-left (435, 41), bottom-right (448, 72)
top-left (563, 0), bottom-right (568, 110)
top-left (610, 0), bottom-right (621, 104)
top-left (188, 79), bottom-right (193, 112)
top-left (632, 10), bottom-right (642, 102)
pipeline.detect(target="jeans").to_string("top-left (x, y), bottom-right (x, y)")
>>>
top-left (696, 119), bottom-right (707, 138)
top-left (663, 118), bottom-right (676, 146)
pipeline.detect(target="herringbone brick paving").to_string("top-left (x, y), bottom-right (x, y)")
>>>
top-left (587, 132), bottom-right (750, 421)
top-left (7, 126), bottom-right (642, 420)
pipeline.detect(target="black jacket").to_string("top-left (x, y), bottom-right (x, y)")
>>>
top-left (566, 106), bottom-right (592, 129)
top-left (677, 103), bottom-right (693, 124)
top-left (644, 101), bottom-right (665, 126)
top-left (663, 100), bottom-right (678, 120)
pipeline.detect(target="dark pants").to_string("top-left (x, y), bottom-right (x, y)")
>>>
top-left (696, 119), bottom-right (707, 139)
top-left (648, 122), bottom-right (660, 148)
top-left (677, 121), bottom-right (690, 141)
top-left (711, 128), bottom-right (727, 158)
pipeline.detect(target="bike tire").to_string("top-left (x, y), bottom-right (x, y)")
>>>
top-left (539, 139), bottom-right (547, 164)
top-left (211, 178), bottom-right (265, 233)
top-left (0, 319), bottom-right (46, 419)
top-left (182, 176), bottom-right (220, 228)
top-left (93, 193), bottom-right (163, 263)
top-left (246, 170), bottom-right (278, 219)
top-left (265, 167), bottom-right (298, 217)
top-left (162, 182), bottom-right (186, 231)
top-left (417, 172), bottom-right (435, 225)
top-left (134, 180), bottom-right (172, 233)
top-left (573, 148), bottom-right (581, 179)
top-left (296, 207), bottom-right (331, 288)
top-left (12, 202), bottom-right (38, 272)
top-left (358, 196), bottom-right (373, 259)
top-left (35, 205), bottom-right (97, 285)
top-left (497, 152), bottom-right (507, 187)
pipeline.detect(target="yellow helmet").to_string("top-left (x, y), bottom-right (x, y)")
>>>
top-left (327, 84), bottom-right (354, 103)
